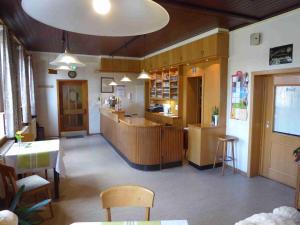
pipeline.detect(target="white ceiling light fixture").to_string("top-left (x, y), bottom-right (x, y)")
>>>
top-left (109, 80), bottom-right (118, 86)
top-left (120, 75), bottom-right (131, 82)
top-left (21, 0), bottom-right (169, 36)
top-left (93, 0), bottom-right (111, 15)
top-left (50, 31), bottom-right (85, 68)
top-left (138, 70), bottom-right (151, 80)
top-left (138, 35), bottom-right (150, 80)
top-left (56, 65), bottom-right (72, 71)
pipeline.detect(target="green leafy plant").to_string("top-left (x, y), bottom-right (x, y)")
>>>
top-left (212, 106), bottom-right (219, 116)
top-left (293, 146), bottom-right (300, 162)
top-left (9, 185), bottom-right (51, 225)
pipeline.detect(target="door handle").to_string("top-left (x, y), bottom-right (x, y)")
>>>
top-left (266, 121), bottom-right (270, 128)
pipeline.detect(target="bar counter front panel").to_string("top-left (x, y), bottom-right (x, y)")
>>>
top-left (100, 108), bottom-right (183, 171)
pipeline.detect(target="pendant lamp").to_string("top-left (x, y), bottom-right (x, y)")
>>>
top-left (109, 80), bottom-right (118, 86)
top-left (121, 46), bottom-right (132, 82)
top-left (50, 31), bottom-right (85, 68)
top-left (138, 35), bottom-right (150, 79)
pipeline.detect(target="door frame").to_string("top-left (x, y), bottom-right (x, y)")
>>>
top-left (248, 67), bottom-right (300, 177)
top-left (57, 80), bottom-right (89, 136)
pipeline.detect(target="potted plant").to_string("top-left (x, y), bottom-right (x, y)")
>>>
top-left (293, 146), bottom-right (300, 162)
top-left (212, 106), bottom-right (219, 126)
top-left (9, 185), bottom-right (51, 225)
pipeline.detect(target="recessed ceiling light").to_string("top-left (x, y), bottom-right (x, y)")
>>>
top-left (93, 0), bottom-right (111, 15)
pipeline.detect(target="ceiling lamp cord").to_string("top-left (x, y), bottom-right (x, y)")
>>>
top-left (50, 30), bottom-right (86, 70)
top-left (121, 44), bottom-right (132, 82)
top-left (137, 34), bottom-right (150, 79)
top-left (109, 55), bottom-right (118, 86)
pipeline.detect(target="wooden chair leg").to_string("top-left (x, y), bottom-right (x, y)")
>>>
top-left (45, 169), bottom-right (48, 180)
top-left (146, 207), bottom-right (150, 221)
top-left (105, 208), bottom-right (112, 222)
top-left (47, 187), bottom-right (54, 218)
top-left (222, 141), bottom-right (226, 176)
top-left (231, 141), bottom-right (236, 173)
top-left (213, 140), bottom-right (220, 168)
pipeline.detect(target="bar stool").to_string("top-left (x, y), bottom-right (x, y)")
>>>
top-left (213, 135), bottom-right (238, 176)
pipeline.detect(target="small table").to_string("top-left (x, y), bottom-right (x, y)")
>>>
top-left (71, 221), bottom-right (188, 225)
top-left (4, 139), bottom-right (65, 199)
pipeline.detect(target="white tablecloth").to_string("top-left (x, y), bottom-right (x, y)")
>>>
top-left (71, 221), bottom-right (188, 225)
top-left (4, 139), bottom-right (65, 176)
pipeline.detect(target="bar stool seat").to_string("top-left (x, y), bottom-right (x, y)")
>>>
top-left (213, 135), bottom-right (238, 175)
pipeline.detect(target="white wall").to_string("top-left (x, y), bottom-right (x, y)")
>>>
top-left (226, 9), bottom-right (300, 172)
top-left (32, 52), bottom-right (144, 137)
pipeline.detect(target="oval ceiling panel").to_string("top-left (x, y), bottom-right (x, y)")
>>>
top-left (21, 0), bottom-right (170, 36)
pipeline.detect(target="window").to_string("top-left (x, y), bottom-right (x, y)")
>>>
top-left (273, 85), bottom-right (300, 136)
top-left (18, 45), bottom-right (29, 124)
top-left (0, 25), bottom-right (5, 140)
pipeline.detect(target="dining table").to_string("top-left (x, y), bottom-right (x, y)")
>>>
top-left (4, 139), bottom-right (65, 199)
top-left (71, 220), bottom-right (188, 225)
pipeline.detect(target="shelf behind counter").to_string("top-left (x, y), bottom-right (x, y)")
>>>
top-left (100, 108), bottom-right (183, 171)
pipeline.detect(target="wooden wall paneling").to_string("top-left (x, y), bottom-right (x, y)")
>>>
top-left (136, 127), bottom-right (161, 165)
top-left (219, 57), bottom-right (228, 127)
top-left (169, 47), bottom-right (182, 65)
top-left (161, 126), bottom-right (183, 164)
top-left (200, 127), bottom-right (225, 166)
top-left (202, 60), bottom-right (220, 126)
top-left (188, 125), bottom-right (202, 164)
top-left (217, 32), bottom-right (229, 58)
top-left (99, 58), bottom-right (141, 73)
top-left (202, 34), bottom-right (218, 58)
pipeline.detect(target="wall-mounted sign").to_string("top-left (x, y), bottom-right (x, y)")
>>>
top-left (101, 77), bottom-right (114, 93)
top-left (269, 44), bottom-right (293, 65)
top-left (231, 71), bottom-right (249, 121)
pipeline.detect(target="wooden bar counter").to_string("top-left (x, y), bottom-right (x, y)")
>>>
top-left (100, 108), bottom-right (183, 171)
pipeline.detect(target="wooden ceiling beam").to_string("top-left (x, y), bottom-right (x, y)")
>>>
top-left (155, 0), bottom-right (260, 23)
top-left (109, 36), bottom-right (141, 56)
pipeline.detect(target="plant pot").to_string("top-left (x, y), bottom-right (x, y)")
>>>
top-left (212, 115), bottom-right (219, 126)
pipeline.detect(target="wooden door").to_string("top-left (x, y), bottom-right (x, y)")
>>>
top-left (261, 75), bottom-right (300, 187)
top-left (57, 80), bottom-right (89, 134)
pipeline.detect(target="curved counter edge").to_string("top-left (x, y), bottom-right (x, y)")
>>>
top-left (101, 134), bottom-right (182, 171)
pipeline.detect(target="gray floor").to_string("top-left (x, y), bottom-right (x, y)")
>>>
top-left (42, 135), bottom-right (294, 225)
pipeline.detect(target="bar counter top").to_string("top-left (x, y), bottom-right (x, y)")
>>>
top-left (119, 117), bottom-right (162, 127)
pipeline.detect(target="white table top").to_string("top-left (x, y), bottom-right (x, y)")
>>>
top-left (5, 139), bottom-right (60, 156)
top-left (71, 221), bottom-right (188, 225)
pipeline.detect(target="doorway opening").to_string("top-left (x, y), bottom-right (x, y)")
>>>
top-left (57, 80), bottom-right (89, 137)
top-left (249, 68), bottom-right (300, 188)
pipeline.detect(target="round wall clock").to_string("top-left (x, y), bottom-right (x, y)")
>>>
top-left (68, 70), bottom-right (77, 79)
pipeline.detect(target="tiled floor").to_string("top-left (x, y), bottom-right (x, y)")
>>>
top-left (42, 135), bottom-right (294, 225)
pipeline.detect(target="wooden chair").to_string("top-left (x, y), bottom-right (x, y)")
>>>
top-left (100, 185), bottom-right (154, 221)
top-left (0, 163), bottom-right (54, 217)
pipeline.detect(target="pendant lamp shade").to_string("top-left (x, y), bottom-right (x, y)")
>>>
top-left (50, 50), bottom-right (85, 68)
top-left (56, 65), bottom-right (72, 71)
top-left (121, 75), bottom-right (131, 82)
top-left (109, 81), bottom-right (118, 86)
top-left (137, 69), bottom-right (150, 79)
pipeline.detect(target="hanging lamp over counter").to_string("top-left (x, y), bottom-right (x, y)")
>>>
top-left (138, 35), bottom-right (150, 79)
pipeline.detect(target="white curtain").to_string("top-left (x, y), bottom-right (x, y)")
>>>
top-left (28, 55), bottom-right (36, 116)
top-left (0, 25), bottom-right (18, 138)
top-left (18, 45), bottom-right (30, 124)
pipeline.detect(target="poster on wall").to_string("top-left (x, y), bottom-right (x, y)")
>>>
top-left (231, 71), bottom-right (249, 121)
top-left (269, 44), bottom-right (293, 65)
top-left (116, 85), bottom-right (125, 97)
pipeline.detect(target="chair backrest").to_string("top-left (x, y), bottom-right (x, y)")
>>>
top-left (22, 133), bottom-right (35, 142)
top-left (100, 185), bottom-right (155, 221)
top-left (0, 163), bottom-right (18, 207)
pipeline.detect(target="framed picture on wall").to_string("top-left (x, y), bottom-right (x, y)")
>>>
top-left (101, 77), bottom-right (114, 93)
